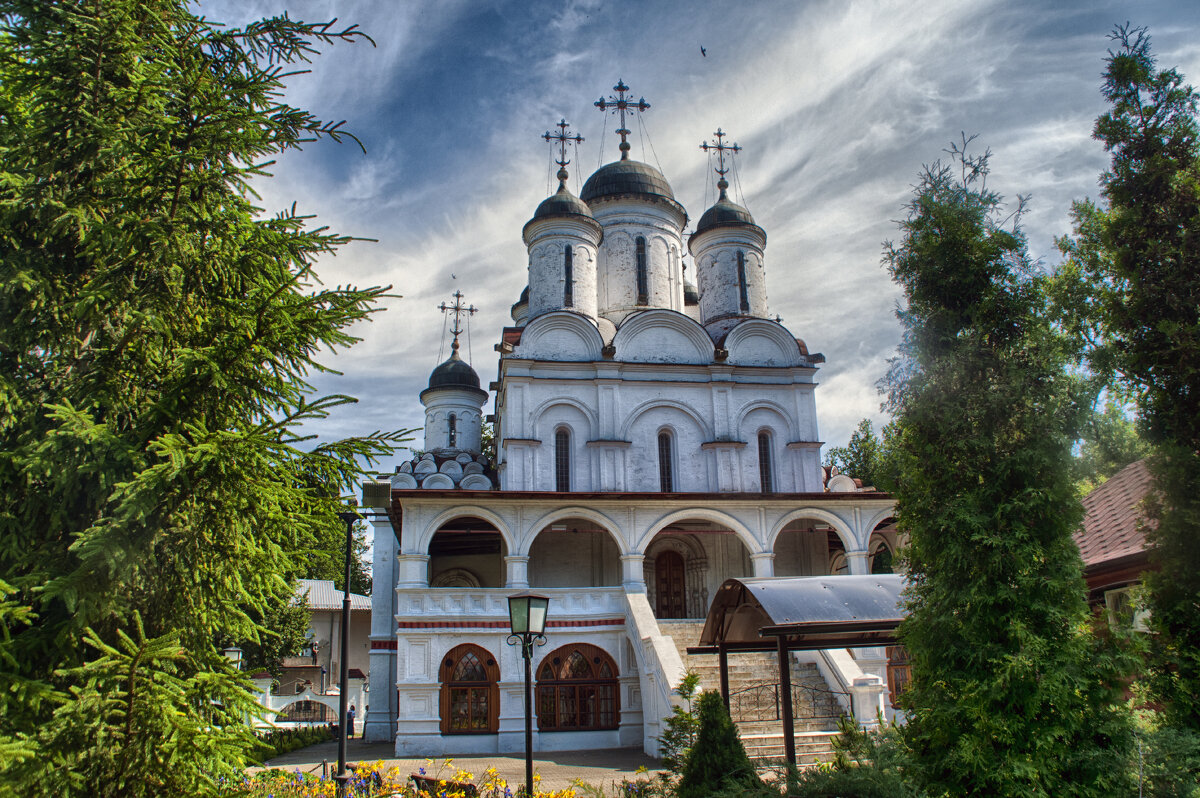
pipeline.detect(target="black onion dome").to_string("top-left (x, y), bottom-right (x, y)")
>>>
top-left (581, 160), bottom-right (677, 203)
top-left (694, 195), bottom-right (760, 236)
top-left (533, 183), bottom-right (595, 220)
top-left (683, 281), bottom-right (700, 305)
top-left (421, 348), bottom-right (487, 401)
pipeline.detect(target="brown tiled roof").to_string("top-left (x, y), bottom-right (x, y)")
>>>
top-left (1074, 459), bottom-right (1155, 568)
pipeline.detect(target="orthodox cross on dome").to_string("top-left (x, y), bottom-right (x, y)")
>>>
top-left (438, 290), bottom-right (477, 355)
top-left (595, 80), bottom-right (650, 161)
top-left (700, 128), bottom-right (742, 199)
top-left (543, 118), bottom-right (584, 186)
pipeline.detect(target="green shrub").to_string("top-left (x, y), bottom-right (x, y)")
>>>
top-left (676, 691), bottom-right (762, 798)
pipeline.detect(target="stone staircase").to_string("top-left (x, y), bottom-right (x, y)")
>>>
top-left (658, 620), bottom-right (845, 764)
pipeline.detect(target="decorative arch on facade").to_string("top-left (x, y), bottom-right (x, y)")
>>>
top-left (535, 643), bottom-right (619, 732)
top-left (767, 507), bottom-right (857, 553)
top-left (734, 399), bottom-right (799, 441)
top-left (517, 311), bottom-right (605, 361)
top-left (635, 508), bottom-right (762, 556)
top-left (722, 318), bottom-right (803, 367)
top-left (863, 507), bottom-right (898, 539)
top-left (530, 396), bottom-right (599, 441)
top-left (417, 507), bottom-right (515, 555)
top-left (619, 398), bottom-right (714, 443)
top-left (611, 308), bottom-right (714, 365)
top-left (521, 507), bottom-right (624, 556)
top-left (643, 532), bottom-right (710, 619)
top-left (439, 643), bottom-right (500, 734)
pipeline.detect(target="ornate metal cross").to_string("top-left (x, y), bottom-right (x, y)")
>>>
top-left (595, 80), bottom-right (650, 160)
top-left (701, 128), bottom-right (742, 198)
top-left (438, 290), bottom-right (477, 351)
top-left (543, 118), bottom-right (584, 185)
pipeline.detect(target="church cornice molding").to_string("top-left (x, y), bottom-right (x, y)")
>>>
top-left (585, 439), bottom-right (632, 448)
top-left (786, 440), bottom-right (824, 449)
top-left (700, 439), bottom-right (748, 449)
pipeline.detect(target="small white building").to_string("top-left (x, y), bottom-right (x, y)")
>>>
top-left (365, 86), bottom-right (897, 756)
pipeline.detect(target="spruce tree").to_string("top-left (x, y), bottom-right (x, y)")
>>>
top-left (0, 2), bottom-right (400, 793)
top-left (1088, 25), bottom-right (1200, 732)
top-left (885, 141), bottom-right (1130, 797)
top-left (677, 691), bottom-right (762, 798)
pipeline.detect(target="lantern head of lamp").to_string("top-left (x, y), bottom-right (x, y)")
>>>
top-left (222, 646), bottom-right (244, 671)
top-left (507, 592), bottom-right (549, 637)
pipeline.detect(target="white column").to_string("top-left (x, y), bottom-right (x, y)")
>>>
top-left (846, 550), bottom-right (870, 575)
top-left (750, 551), bottom-right (775, 577)
top-left (621, 553), bottom-right (646, 592)
top-left (396, 554), bottom-right (430, 588)
top-left (505, 555), bottom-right (530, 588)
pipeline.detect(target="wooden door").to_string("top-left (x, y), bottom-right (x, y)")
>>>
top-left (655, 550), bottom-right (687, 618)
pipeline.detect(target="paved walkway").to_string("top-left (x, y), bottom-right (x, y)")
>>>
top-left (260, 739), bottom-right (667, 792)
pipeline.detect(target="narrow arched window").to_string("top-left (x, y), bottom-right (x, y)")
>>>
top-left (737, 251), bottom-right (750, 312)
top-left (448, 413), bottom-right (457, 448)
top-left (757, 431), bottom-right (773, 492)
top-left (536, 644), bottom-right (619, 731)
top-left (657, 431), bottom-right (674, 492)
top-left (440, 644), bottom-right (499, 734)
top-left (554, 429), bottom-right (570, 492)
top-left (635, 237), bottom-right (648, 305)
top-left (564, 245), bottom-right (574, 308)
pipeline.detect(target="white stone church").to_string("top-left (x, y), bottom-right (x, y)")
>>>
top-left (363, 83), bottom-right (897, 757)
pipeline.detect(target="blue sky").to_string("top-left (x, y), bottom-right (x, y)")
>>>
top-left (205, 0), bottom-right (1200, 466)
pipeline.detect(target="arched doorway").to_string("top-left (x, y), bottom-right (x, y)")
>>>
top-left (655, 550), bottom-right (686, 618)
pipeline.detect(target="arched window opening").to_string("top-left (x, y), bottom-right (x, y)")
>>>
top-left (554, 428), bottom-right (571, 492)
top-left (737, 251), bottom-right (749, 312)
top-left (448, 413), bottom-right (457, 448)
top-left (657, 431), bottom-right (674, 492)
top-left (757, 431), bottom-right (773, 492)
top-left (440, 644), bottom-right (499, 734)
top-left (536, 644), bottom-right (619, 731)
top-left (564, 245), bottom-right (574, 307)
top-left (869, 536), bottom-right (894, 574)
top-left (635, 237), bottom-right (648, 305)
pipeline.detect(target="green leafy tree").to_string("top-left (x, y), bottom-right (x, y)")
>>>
top-left (656, 671), bottom-right (701, 774)
top-left (1071, 395), bottom-right (1152, 493)
top-left (884, 140), bottom-right (1132, 797)
top-left (824, 418), bottom-right (897, 491)
top-left (0, 2), bottom-right (401, 793)
top-left (676, 690), bottom-right (762, 798)
top-left (1085, 24), bottom-right (1200, 732)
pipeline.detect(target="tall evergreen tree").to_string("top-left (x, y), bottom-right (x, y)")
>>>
top-left (0, 2), bottom-right (400, 793)
top-left (885, 141), bottom-right (1130, 797)
top-left (1087, 25), bottom-right (1200, 731)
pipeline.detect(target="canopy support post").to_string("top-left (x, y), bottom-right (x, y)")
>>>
top-left (777, 635), bottom-right (796, 766)
top-left (718, 644), bottom-right (730, 711)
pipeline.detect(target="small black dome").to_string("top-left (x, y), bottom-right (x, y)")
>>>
top-left (581, 160), bottom-right (676, 203)
top-left (694, 196), bottom-right (758, 236)
top-left (427, 350), bottom-right (481, 392)
top-left (684, 281), bottom-right (700, 305)
top-left (533, 183), bottom-right (595, 220)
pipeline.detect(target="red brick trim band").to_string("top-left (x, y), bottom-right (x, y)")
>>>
top-left (371, 640), bottom-right (399, 650)
top-left (393, 618), bottom-right (624, 630)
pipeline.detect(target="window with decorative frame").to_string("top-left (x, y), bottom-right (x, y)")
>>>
top-left (448, 413), bottom-right (457, 448)
top-left (737, 250), bottom-right (750, 312)
top-left (554, 428), bottom-right (571, 491)
top-left (635, 236), bottom-right (648, 305)
top-left (440, 644), bottom-right (500, 734)
top-left (886, 646), bottom-right (910, 708)
top-left (536, 643), bottom-right (619, 731)
top-left (757, 431), bottom-right (773, 492)
top-left (564, 245), bottom-right (574, 307)
top-left (657, 431), bottom-right (674, 492)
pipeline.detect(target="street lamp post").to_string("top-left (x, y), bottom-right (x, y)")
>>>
top-left (506, 592), bottom-right (549, 798)
top-left (333, 509), bottom-right (359, 798)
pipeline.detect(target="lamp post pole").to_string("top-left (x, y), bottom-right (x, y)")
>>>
top-left (506, 592), bottom-right (549, 798)
top-left (334, 510), bottom-right (358, 798)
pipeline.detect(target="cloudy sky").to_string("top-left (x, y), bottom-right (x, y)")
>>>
top-left (206, 0), bottom-right (1199, 467)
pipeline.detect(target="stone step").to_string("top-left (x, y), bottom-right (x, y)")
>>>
top-left (740, 731), bottom-right (839, 764)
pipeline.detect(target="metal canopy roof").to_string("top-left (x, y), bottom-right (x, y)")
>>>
top-left (693, 575), bottom-right (905, 652)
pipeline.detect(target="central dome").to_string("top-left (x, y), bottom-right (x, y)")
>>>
top-left (581, 160), bottom-right (676, 203)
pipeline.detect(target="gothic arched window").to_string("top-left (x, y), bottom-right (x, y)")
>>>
top-left (448, 413), bottom-right (457, 448)
top-left (635, 237), bottom-right (648, 305)
top-left (440, 644), bottom-right (499, 734)
top-left (757, 431), bottom-right (773, 492)
top-left (564, 245), bottom-right (574, 307)
top-left (657, 431), bottom-right (674, 492)
top-left (536, 643), bottom-right (619, 731)
top-left (554, 428), bottom-right (571, 492)
top-left (737, 251), bottom-right (750, 312)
